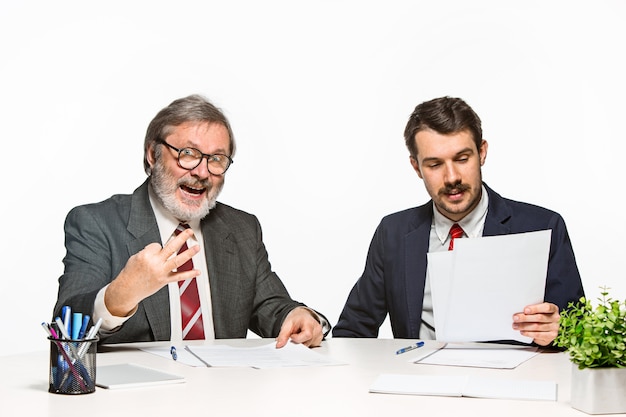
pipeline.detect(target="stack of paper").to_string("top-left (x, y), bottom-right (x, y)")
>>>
top-left (143, 342), bottom-right (345, 368)
top-left (427, 230), bottom-right (551, 343)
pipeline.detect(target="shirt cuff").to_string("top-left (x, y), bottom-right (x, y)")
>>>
top-left (93, 285), bottom-right (136, 332)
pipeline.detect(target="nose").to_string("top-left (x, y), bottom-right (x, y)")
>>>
top-left (188, 157), bottom-right (211, 178)
top-left (444, 162), bottom-right (461, 185)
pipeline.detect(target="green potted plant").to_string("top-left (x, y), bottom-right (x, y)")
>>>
top-left (554, 287), bottom-right (626, 414)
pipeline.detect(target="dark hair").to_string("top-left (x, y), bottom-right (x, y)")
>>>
top-left (403, 96), bottom-right (482, 158)
top-left (143, 94), bottom-right (236, 174)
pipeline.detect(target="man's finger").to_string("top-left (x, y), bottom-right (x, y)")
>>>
top-left (523, 302), bottom-right (558, 315)
top-left (275, 332), bottom-right (290, 348)
top-left (162, 228), bottom-right (195, 259)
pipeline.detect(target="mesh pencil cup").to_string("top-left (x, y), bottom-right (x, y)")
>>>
top-left (48, 336), bottom-right (98, 394)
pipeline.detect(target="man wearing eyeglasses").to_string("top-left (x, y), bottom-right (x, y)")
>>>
top-left (53, 94), bottom-right (329, 347)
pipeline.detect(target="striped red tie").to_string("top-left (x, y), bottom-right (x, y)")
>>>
top-left (448, 223), bottom-right (464, 251)
top-left (174, 223), bottom-right (205, 340)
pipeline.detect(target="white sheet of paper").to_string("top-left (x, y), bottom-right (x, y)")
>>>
top-left (370, 373), bottom-right (467, 397)
top-left (427, 229), bottom-right (551, 343)
top-left (143, 342), bottom-right (345, 368)
top-left (370, 373), bottom-right (557, 401)
top-left (416, 344), bottom-right (539, 369)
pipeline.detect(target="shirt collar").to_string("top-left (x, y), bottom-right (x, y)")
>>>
top-left (433, 184), bottom-right (489, 244)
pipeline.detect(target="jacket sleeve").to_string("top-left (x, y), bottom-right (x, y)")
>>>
top-left (543, 212), bottom-right (585, 311)
top-left (53, 205), bottom-right (115, 329)
top-left (333, 222), bottom-right (388, 337)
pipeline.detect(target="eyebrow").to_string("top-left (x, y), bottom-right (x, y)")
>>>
top-left (184, 143), bottom-right (230, 155)
top-left (420, 147), bottom-right (475, 164)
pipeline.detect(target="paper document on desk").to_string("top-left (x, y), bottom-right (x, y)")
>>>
top-left (428, 230), bottom-right (551, 344)
top-left (143, 342), bottom-right (345, 368)
top-left (414, 343), bottom-right (539, 369)
top-left (369, 374), bottom-right (557, 401)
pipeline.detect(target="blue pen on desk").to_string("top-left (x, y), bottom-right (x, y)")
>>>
top-left (395, 341), bottom-right (425, 355)
top-left (170, 346), bottom-right (177, 361)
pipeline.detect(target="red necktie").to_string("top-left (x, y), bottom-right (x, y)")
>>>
top-left (174, 223), bottom-right (205, 340)
top-left (448, 223), bottom-right (464, 250)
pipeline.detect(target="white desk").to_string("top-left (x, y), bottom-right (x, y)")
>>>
top-left (1, 338), bottom-right (590, 416)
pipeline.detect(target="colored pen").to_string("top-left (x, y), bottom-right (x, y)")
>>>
top-left (87, 317), bottom-right (103, 339)
top-left (78, 315), bottom-right (90, 339)
top-left (62, 306), bottom-right (72, 338)
top-left (395, 341), bottom-right (425, 355)
top-left (71, 312), bottom-right (83, 340)
top-left (41, 322), bottom-right (53, 338)
top-left (170, 346), bottom-right (177, 361)
top-left (52, 318), bottom-right (83, 359)
top-left (55, 317), bottom-right (71, 340)
top-left (77, 317), bottom-right (103, 357)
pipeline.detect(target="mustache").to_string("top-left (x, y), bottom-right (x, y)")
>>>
top-left (439, 182), bottom-right (470, 195)
top-left (177, 178), bottom-right (210, 189)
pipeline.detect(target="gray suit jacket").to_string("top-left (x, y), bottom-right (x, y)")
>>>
top-left (54, 179), bottom-right (310, 344)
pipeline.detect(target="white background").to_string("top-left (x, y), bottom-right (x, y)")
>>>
top-left (1, 1), bottom-right (624, 356)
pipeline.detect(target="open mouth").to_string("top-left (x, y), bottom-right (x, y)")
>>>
top-left (180, 184), bottom-right (206, 196)
top-left (444, 188), bottom-right (465, 202)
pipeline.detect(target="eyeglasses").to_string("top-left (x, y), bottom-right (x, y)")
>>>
top-left (156, 139), bottom-right (234, 175)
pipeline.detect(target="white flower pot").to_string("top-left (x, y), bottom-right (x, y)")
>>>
top-left (570, 363), bottom-right (626, 414)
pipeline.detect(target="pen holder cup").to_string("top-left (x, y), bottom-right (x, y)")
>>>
top-left (48, 336), bottom-right (98, 394)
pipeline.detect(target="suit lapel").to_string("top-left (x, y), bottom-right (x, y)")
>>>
top-left (483, 184), bottom-right (513, 237)
top-left (404, 204), bottom-right (433, 337)
top-left (126, 180), bottom-right (171, 340)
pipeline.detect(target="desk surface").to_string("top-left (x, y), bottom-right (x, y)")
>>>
top-left (2, 338), bottom-right (592, 417)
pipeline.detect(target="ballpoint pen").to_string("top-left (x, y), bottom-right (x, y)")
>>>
top-left (77, 317), bottom-right (103, 357)
top-left (77, 315), bottom-right (90, 339)
top-left (395, 341), bottom-right (425, 355)
top-left (55, 317), bottom-right (71, 340)
top-left (62, 306), bottom-right (72, 338)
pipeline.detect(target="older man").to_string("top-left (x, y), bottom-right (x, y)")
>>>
top-left (54, 94), bottom-right (328, 347)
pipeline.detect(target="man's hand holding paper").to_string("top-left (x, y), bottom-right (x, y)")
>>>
top-left (513, 302), bottom-right (560, 346)
top-left (428, 230), bottom-right (553, 345)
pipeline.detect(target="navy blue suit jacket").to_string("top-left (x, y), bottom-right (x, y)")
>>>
top-left (333, 184), bottom-right (584, 339)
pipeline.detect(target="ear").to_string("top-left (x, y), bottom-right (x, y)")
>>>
top-left (146, 144), bottom-right (156, 169)
top-left (479, 140), bottom-right (488, 166)
top-left (410, 156), bottom-right (424, 179)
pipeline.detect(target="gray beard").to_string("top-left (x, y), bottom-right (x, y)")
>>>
top-left (151, 165), bottom-right (222, 222)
